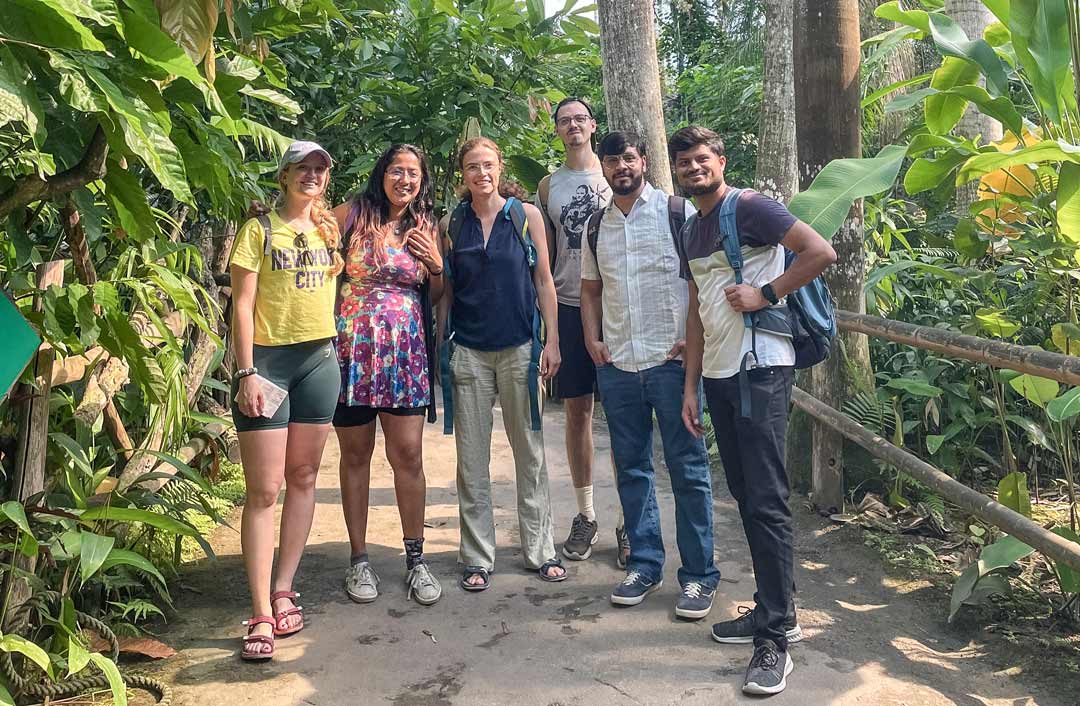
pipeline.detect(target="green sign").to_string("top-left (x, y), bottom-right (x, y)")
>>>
top-left (0, 294), bottom-right (41, 403)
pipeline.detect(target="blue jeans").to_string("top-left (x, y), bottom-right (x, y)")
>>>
top-left (596, 361), bottom-right (718, 589)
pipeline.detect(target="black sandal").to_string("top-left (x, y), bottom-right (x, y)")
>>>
top-left (538, 559), bottom-right (567, 582)
top-left (460, 566), bottom-right (490, 592)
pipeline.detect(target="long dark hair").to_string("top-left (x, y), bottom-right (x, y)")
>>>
top-left (348, 144), bottom-right (436, 274)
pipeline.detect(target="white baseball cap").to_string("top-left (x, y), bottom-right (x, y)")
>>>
top-left (278, 140), bottom-right (333, 174)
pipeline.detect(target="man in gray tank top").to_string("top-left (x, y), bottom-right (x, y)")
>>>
top-left (536, 98), bottom-right (623, 566)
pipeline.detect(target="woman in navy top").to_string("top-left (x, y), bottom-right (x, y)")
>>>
top-left (440, 137), bottom-right (566, 590)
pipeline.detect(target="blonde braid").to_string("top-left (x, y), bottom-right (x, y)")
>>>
top-left (311, 196), bottom-right (344, 276)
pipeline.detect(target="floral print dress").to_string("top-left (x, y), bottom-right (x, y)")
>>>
top-left (336, 234), bottom-right (430, 409)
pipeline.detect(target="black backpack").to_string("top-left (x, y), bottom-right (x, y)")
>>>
top-left (585, 195), bottom-right (687, 266)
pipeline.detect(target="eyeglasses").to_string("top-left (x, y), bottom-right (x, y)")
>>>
top-left (556, 115), bottom-right (592, 128)
top-left (387, 167), bottom-right (421, 181)
top-left (601, 153), bottom-right (641, 168)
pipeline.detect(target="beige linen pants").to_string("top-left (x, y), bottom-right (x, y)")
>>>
top-left (452, 342), bottom-right (556, 571)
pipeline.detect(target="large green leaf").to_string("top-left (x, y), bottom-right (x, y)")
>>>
top-left (1047, 386), bottom-right (1080, 423)
top-left (85, 68), bottom-right (192, 203)
top-left (958, 140), bottom-right (1080, 184)
top-left (787, 145), bottom-right (907, 240)
top-left (0, 635), bottom-right (52, 676)
top-left (944, 85), bottom-right (1023, 140)
top-left (975, 308), bottom-right (1020, 337)
top-left (904, 151), bottom-right (969, 194)
top-left (0, 502), bottom-right (32, 535)
top-left (98, 547), bottom-right (167, 586)
top-left (88, 653), bottom-right (127, 706)
top-left (1008, 374), bottom-right (1059, 407)
top-left (239, 86), bottom-right (302, 115)
top-left (103, 164), bottom-right (158, 241)
top-left (875, 1), bottom-right (931, 34)
top-left (68, 635), bottom-right (90, 676)
top-left (78, 530), bottom-right (115, 583)
top-left (0, 683), bottom-right (14, 706)
top-left (2, 0), bottom-right (107, 51)
top-left (120, 10), bottom-right (205, 87)
top-left (507, 154), bottom-right (549, 193)
top-left (1059, 162), bottom-right (1080, 246)
top-left (925, 57), bottom-right (980, 135)
top-left (1051, 527), bottom-right (1080, 593)
top-left (155, 0), bottom-right (218, 64)
top-left (950, 535), bottom-right (1035, 621)
top-left (80, 506), bottom-right (199, 536)
top-left (927, 12), bottom-right (1010, 97)
top-left (1009, 0), bottom-right (1074, 125)
top-left (0, 47), bottom-right (45, 144)
top-left (997, 471), bottom-right (1032, 518)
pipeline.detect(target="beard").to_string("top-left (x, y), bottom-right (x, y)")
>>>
top-left (611, 172), bottom-right (644, 196)
top-left (682, 174), bottom-right (723, 196)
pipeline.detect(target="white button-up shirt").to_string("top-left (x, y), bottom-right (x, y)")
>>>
top-left (581, 183), bottom-right (693, 373)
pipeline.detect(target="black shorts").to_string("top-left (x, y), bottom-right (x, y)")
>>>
top-left (231, 339), bottom-right (339, 432)
top-left (333, 404), bottom-right (427, 428)
top-left (554, 303), bottom-right (596, 400)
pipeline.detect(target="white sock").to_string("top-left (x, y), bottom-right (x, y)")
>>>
top-left (575, 485), bottom-right (596, 522)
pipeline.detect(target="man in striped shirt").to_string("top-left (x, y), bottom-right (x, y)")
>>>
top-left (580, 131), bottom-right (719, 621)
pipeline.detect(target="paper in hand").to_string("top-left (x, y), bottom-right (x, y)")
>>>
top-left (235, 374), bottom-right (288, 418)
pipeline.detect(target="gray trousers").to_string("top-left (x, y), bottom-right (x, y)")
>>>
top-left (452, 342), bottom-right (556, 571)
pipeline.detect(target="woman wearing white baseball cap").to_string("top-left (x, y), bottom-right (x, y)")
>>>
top-left (229, 140), bottom-right (343, 661)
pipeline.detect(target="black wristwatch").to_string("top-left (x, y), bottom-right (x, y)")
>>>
top-left (761, 282), bottom-right (779, 305)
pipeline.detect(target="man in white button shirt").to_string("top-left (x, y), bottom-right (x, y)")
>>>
top-left (580, 131), bottom-right (718, 620)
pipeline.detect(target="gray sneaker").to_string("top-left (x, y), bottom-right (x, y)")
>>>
top-left (562, 513), bottom-right (598, 560)
top-left (743, 641), bottom-right (793, 695)
top-left (406, 563), bottom-right (442, 606)
top-left (675, 581), bottom-right (715, 619)
top-left (345, 561), bottom-right (380, 603)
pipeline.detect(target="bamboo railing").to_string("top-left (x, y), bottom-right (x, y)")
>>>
top-left (799, 310), bottom-right (1080, 571)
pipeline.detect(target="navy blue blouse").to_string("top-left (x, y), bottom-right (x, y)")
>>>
top-left (448, 200), bottom-right (536, 351)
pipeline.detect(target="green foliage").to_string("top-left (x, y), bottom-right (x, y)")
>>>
top-left (273, 0), bottom-right (599, 205)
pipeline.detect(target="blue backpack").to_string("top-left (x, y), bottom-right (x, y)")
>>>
top-left (705, 187), bottom-right (836, 415)
top-left (441, 197), bottom-right (543, 435)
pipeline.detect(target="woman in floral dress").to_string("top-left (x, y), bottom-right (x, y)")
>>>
top-left (331, 144), bottom-right (444, 606)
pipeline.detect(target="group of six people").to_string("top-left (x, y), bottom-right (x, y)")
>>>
top-left (227, 98), bottom-right (836, 696)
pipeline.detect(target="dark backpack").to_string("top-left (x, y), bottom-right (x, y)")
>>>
top-left (585, 195), bottom-right (687, 266)
top-left (701, 187), bottom-right (837, 416)
top-left (440, 197), bottom-right (543, 435)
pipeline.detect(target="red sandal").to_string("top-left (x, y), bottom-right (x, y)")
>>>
top-left (240, 616), bottom-right (275, 661)
top-left (271, 590), bottom-right (304, 637)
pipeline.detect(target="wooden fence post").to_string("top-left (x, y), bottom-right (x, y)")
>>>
top-left (12, 261), bottom-right (65, 502)
top-left (7, 260), bottom-right (65, 614)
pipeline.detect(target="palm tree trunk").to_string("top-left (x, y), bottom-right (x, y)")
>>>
top-left (794, 0), bottom-right (873, 514)
top-left (598, 0), bottom-right (673, 192)
top-left (755, 0), bottom-right (798, 203)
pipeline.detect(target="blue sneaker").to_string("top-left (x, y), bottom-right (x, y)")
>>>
top-left (610, 570), bottom-right (663, 606)
top-left (675, 581), bottom-right (715, 619)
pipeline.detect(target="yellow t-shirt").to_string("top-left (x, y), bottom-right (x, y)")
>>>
top-left (229, 211), bottom-right (337, 346)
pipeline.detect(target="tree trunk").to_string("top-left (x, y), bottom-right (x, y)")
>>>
top-left (945, 0), bottom-right (1003, 211)
top-left (755, 0), bottom-right (798, 203)
top-left (794, 0), bottom-right (873, 514)
top-left (598, 0), bottom-right (673, 193)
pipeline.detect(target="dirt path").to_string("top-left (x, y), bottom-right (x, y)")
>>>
top-left (151, 403), bottom-right (1068, 705)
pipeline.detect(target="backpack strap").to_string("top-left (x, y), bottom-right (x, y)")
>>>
top-left (440, 201), bottom-right (469, 435)
top-left (717, 187), bottom-right (755, 419)
top-left (667, 195), bottom-right (687, 248)
top-left (505, 196), bottom-right (542, 431)
top-left (257, 214), bottom-right (273, 257)
top-left (505, 197), bottom-right (537, 271)
top-left (586, 207), bottom-right (604, 270)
